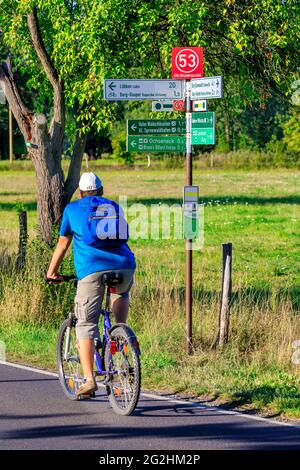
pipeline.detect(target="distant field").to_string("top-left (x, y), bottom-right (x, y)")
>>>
top-left (0, 161), bottom-right (299, 289)
top-left (0, 161), bottom-right (300, 418)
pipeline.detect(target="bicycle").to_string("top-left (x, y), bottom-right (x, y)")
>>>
top-left (46, 272), bottom-right (141, 416)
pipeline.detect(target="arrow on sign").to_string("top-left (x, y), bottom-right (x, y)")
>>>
top-left (130, 139), bottom-right (137, 149)
top-left (130, 123), bottom-right (137, 132)
top-left (108, 82), bottom-right (116, 91)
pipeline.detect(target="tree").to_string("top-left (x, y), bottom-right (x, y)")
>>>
top-left (0, 0), bottom-right (299, 243)
top-left (0, 1), bottom-right (118, 244)
top-left (0, 6), bottom-right (84, 244)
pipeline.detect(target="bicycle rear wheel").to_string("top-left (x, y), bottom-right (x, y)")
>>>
top-left (57, 316), bottom-right (84, 400)
top-left (104, 324), bottom-right (141, 416)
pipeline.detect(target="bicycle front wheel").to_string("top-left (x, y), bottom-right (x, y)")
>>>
top-left (104, 324), bottom-right (141, 416)
top-left (57, 316), bottom-right (84, 400)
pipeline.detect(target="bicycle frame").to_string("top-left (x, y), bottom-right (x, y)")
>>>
top-left (93, 306), bottom-right (112, 377)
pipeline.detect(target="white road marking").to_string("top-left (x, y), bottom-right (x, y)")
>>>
top-left (0, 360), bottom-right (58, 377)
top-left (1, 360), bottom-right (300, 430)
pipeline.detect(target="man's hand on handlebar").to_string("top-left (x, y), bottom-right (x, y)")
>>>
top-left (45, 273), bottom-right (77, 284)
top-left (45, 272), bottom-right (65, 284)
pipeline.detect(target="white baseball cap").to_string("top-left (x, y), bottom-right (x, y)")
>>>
top-left (79, 172), bottom-right (102, 191)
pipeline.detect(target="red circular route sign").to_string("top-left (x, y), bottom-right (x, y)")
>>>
top-left (173, 99), bottom-right (185, 112)
top-left (172, 47), bottom-right (204, 79)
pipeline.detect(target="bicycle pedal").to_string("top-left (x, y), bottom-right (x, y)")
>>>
top-left (78, 392), bottom-right (96, 400)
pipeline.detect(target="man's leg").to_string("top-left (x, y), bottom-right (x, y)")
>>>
top-left (74, 272), bottom-right (104, 395)
top-left (77, 339), bottom-right (95, 380)
top-left (110, 269), bottom-right (134, 323)
top-left (111, 297), bottom-right (129, 323)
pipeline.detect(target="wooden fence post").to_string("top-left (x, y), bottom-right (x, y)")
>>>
top-left (217, 242), bottom-right (232, 348)
top-left (16, 211), bottom-right (27, 271)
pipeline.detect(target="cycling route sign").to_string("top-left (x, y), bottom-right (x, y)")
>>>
top-left (172, 47), bottom-right (204, 79)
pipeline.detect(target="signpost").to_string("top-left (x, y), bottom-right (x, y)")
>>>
top-left (184, 80), bottom-right (193, 354)
top-left (104, 79), bottom-right (183, 100)
top-left (104, 48), bottom-right (223, 355)
top-left (152, 101), bottom-right (173, 112)
top-left (172, 47), bottom-right (204, 79)
top-left (191, 76), bottom-right (222, 100)
top-left (127, 135), bottom-right (186, 153)
top-left (127, 119), bottom-right (185, 135)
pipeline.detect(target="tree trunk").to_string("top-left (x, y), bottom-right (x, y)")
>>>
top-left (0, 8), bottom-right (87, 245)
top-left (225, 120), bottom-right (230, 149)
top-left (24, 120), bottom-right (63, 244)
top-left (30, 124), bottom-right (86, 244)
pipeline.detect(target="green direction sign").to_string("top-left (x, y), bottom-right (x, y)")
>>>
top-left (127, 135), bottom-right (186, 153)
top-left (127, 119), bottom-right (186, 136)
top-left (192, 112), bottom-right (215, 128)
top-left (191, 112), bottom-right (215, 145)
top-left (191, 128), bottom-right (215, 145)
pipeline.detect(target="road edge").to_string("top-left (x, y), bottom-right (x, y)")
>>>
top-left (1, 359), bottom-right (300, 431)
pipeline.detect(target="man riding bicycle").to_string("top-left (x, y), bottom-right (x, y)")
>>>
top-left (47, 172), bottom-right (136, 397)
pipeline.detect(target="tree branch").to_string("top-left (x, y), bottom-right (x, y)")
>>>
top-left (27, 7), bottom-right (65, 145)
top-left (64, 130), bottom-right (87, 203)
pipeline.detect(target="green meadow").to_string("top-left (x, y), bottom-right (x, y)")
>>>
top-left (0, 160), bottom-right (300, 419)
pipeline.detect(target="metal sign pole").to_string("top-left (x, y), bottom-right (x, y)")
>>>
top-left (185, 80), bottom-right (193, 354)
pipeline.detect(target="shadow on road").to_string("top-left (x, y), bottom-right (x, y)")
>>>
top-left (2, 400), bottom-right (300, 450)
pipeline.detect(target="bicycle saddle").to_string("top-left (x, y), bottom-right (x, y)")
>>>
top-left (101, 272), bottom-right (124, 287)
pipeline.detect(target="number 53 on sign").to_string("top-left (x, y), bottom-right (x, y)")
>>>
top-left (172, 47), bottom-right (204, 79)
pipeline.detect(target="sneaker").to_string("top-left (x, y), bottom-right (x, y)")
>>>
top-left (76, 378), bottom-right (98, 398)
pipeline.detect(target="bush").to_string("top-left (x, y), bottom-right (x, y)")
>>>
top-left (112, 131), bottom-right (135, 165)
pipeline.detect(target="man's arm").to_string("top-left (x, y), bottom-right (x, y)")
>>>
top-left (46, 235), bottom-right (72, 281)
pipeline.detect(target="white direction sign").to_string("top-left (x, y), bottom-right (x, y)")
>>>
top-left (104, 79), bottom-right (183, 101)
top-left (191, 76), bottom-right (222, 100)
top-left (152, 101), bottom-right (173, 112)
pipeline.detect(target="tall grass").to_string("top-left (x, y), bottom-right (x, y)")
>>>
top-left (1, 240), bottom-right (300, 417)
top-left (0, 148), bottom-right (299, 173)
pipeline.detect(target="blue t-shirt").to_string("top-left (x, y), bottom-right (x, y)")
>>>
top-left (60, 196), bottom-right (136, 280)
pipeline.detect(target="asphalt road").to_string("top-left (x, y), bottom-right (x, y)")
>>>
top-left (1, 362), bottom-right (300, 450)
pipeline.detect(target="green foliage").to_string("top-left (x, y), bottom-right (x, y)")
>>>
top-left (283, 109), bottom-right (300, 154)
top-left (14, 201), bottom-right (26, 213)
top-left (112, 131), bottom-right (134, 165)
top-left (0, 0), bottom-right (298, 166)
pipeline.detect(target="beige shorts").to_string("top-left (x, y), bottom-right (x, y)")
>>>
top-left (74, 269), bottom-right (135, 340)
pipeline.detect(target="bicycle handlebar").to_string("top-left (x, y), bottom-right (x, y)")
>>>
top-left (44, 274), bottom-right (77, 284)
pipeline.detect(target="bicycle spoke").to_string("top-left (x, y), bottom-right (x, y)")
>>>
top-left (108, 338), bottom-right (137, 409)
top-left (60, 323), bottom-right (84, 396)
